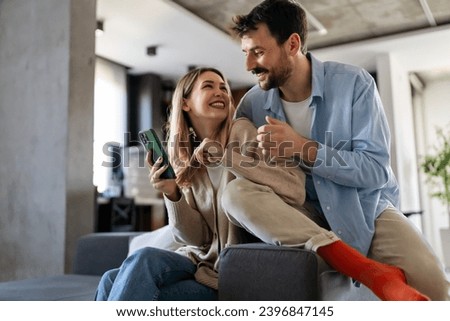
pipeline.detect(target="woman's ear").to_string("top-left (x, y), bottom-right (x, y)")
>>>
top-left (182, 98), bottom-right (190, 112)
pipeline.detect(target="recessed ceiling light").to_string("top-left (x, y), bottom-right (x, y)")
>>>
top-left (146, 46), bottom-right (158, 56)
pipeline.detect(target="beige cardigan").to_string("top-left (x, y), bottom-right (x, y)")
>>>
top-left (164, 118), bottom-right (305, 289)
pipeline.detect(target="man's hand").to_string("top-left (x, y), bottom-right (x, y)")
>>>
top-left (256, 116), bottom-right (318, 166)
top-left (257, 116), bottom-right (300, 158)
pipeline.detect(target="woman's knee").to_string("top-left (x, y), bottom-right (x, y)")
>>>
top-left (126, 247), bottom-right (165, 264)
top-left (126, 246), bottom-right (196, 276)
top-left (96, 268), bottom-right (120, 300)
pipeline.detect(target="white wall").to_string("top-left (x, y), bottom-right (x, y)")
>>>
top-left (376, 53), bottom-right (422, 221)
top-left (414, 78), bottom-right (450, 264)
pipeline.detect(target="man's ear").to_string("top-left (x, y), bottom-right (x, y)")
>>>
top-left (182, 98), bottom-right (190, 112)
top-left (286, 33), bottom-right (301, 56)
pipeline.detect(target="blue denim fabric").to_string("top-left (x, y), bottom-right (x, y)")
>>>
top-left (95, 247), bottom-right (218, 301)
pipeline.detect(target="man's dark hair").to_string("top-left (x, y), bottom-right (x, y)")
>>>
top-left (232, 0), bottom-right (308, 54)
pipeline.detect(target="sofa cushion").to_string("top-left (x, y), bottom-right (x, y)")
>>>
top-left (73, 232), bottom-right (142, 275)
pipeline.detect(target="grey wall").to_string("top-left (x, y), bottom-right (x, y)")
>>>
top-left (0, 0), bottom-right (96, 281)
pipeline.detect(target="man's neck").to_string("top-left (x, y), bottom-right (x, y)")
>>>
top-left (279, 54), bottom-right (312, 102)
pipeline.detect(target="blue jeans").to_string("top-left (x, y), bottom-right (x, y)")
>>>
top-left (95, 247), bottom-right (218, 301)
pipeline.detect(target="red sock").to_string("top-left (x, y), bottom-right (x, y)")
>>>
top-left (317, 240), bottom-right (430, 301)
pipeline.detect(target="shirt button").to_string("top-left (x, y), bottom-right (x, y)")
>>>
top-left (317, 181), bottom-right (321, 185)
top-left (337, 230), bottom-right (342, 235)
top-left (326, 206), bottom-right (331, 211)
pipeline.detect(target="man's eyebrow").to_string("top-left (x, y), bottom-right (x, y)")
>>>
top-left (242, 46), bottom-right (264, 53)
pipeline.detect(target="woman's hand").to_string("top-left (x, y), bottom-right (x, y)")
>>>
top-left (146, 152), bottom-right (180, 201)
top-left (193, 138), bottom-right (224, 166)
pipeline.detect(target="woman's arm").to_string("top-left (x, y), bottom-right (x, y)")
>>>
top-left (164, 189), bottom-right (212, 247)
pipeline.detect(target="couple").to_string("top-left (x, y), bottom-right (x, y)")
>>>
top-left (96, 0), bottom-right (448, 301)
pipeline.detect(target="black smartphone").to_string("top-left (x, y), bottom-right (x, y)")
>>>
top-left (138, 129), bottom-right (176, 179)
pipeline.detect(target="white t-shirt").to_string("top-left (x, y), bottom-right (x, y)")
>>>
top-left (282, 96), bottom-right (312, 139)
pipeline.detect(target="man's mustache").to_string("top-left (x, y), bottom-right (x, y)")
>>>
top-left (251, 67), bottom-right (268, 75)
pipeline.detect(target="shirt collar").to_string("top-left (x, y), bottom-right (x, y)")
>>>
top-left (307, 52), bottom-right (324, 102)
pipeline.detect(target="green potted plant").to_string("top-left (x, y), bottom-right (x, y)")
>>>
top-left (420, 125), bottom-right (450, 268)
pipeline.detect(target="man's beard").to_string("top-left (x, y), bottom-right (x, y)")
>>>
top-left (259, 54), bottom-right (292, 91)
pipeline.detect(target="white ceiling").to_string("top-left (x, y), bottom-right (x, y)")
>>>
top-left (96, 0), bottom-right (254, 87)
top-left (96, 0), bottom-right (450, 88)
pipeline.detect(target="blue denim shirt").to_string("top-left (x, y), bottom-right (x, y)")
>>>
top-left (235, 53), bottom-right (400, 255)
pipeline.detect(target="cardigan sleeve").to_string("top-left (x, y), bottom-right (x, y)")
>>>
top-left (222, 118), bottom-right (306, 206)
top-left (164, 191), bottom-right (212, 247)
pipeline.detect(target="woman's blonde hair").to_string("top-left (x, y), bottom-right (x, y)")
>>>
top-left (166, 67), bottom-right (235, 186)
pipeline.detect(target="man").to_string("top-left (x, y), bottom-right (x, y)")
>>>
top-left (225, 0), bottom-right (448, 300)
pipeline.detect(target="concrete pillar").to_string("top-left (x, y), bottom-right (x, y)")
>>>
top-left (0, 0), bottom-right (96, 281)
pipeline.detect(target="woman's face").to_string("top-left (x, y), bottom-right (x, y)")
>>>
top-left (182, 71), bottom-right (231, 129)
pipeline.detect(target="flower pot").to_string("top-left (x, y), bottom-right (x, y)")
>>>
top-left (439, 228), bottom-right (450, 270)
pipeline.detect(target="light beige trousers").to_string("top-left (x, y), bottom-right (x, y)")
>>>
top-left (221, 178), bottom-right (449, 300)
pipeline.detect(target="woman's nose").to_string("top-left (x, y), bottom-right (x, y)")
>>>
top-left (213, 87), bottom-right (224, 96)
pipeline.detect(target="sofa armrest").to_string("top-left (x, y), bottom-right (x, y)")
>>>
top-left (218, 243), bottom-right (321, 300)
top-left (218, 243), bottom-right (378, 301)
top-left (73, 232), bottom-right (142, 276)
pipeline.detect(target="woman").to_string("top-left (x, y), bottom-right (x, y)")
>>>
top-left (95, 67), bottom-right (305, 300)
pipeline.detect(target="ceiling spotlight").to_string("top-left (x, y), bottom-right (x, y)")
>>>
top-left (96, 20), bottom-right (104, 37)
top-left (146, 46), bottom-right (158, 56)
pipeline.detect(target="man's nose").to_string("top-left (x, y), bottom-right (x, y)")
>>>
top-left (245, 55), bottom-right (256, 72)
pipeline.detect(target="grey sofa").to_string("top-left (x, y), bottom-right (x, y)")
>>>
top-left (0, 230), bottom-right (377, 301)
top-left (0, 232), bottom-right (141, 300)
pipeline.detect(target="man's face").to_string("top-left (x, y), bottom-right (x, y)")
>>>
top-left (241, 23), bottom-right (292, 91)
